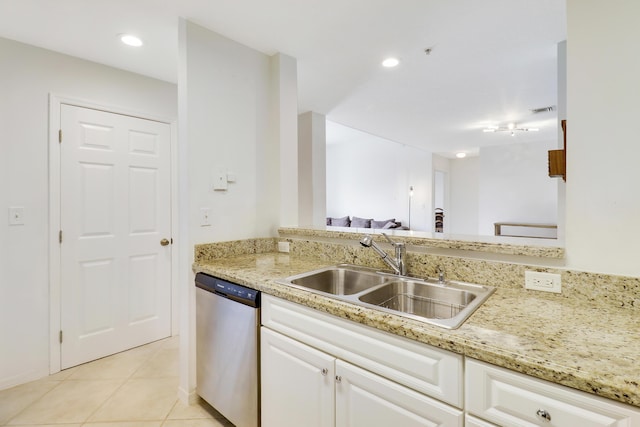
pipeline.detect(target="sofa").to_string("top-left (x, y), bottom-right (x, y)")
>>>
top-left (326, 215), bottom-right (409, 230)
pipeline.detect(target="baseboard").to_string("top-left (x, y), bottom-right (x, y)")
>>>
top-left (177, 385), bottom-right (199, 405)
top-left (0, 367), bottom-right (50, 391)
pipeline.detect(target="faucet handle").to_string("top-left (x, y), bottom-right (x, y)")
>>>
top-left (381, 232), bottom-right (403, 247)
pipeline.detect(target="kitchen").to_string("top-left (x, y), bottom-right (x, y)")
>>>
top-left (2, 1), bottom-right (640, 426)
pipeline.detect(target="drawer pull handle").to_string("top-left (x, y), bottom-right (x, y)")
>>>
top-left (536, 409), bottom-right (551, 422)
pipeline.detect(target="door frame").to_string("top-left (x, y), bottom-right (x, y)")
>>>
top-left (48, 94), bottom-right (179, 374)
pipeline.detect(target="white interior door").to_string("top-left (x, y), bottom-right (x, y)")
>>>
top-left (60, 104), bottom-right (172, 369)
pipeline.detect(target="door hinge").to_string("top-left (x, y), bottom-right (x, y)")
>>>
top-left (59, 330), bottom-right (63, 343)
top-left (59, 230), bottom-right (63, 244)
top-left (58, 129), bottom-right (62, 143)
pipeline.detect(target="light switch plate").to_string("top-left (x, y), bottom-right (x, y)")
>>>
top-left (213, 170), bottom-right (228, 191)
top-left (200, 208), bottom-right (212, 227)
top-left (9, 207), bottom-right (24, 225)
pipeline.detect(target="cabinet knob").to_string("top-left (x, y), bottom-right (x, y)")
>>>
top-left (160, 238), bottom-right (170, 246)
top-left (335, 375), bottom-right (342, 383)
top-left (536, 409), bottom-right (551, 422)
top-left (321, 368), bottom-right (328, 376)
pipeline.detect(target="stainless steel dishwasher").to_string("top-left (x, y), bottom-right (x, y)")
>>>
top-left (195, 273), bottom-right (260, 427)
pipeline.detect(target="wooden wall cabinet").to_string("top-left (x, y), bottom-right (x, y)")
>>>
top-left (549, 119), bottom-right (567, 181)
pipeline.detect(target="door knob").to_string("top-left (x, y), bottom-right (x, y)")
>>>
top-left (160, 238), bottom-right (170, 246)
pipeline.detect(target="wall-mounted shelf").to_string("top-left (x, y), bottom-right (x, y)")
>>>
top-left (549, 120), bottom-right (566, 181)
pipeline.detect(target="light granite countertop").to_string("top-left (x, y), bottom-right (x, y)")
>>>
top-left (193, 252), bottom-right (640, 408)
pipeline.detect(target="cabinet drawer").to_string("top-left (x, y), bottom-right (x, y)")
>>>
top-left (262, 295), bottom-right (463, 407)
top-left (466, 359), bottom-right (640, 427)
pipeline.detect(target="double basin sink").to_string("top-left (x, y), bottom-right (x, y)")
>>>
top-left (279, 264), bottom-right (495, 329)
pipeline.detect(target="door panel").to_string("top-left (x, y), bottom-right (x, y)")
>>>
top-left (78, 258), bottom-right (115, 336)
top-left (60, 104), bottom-right (171, 369)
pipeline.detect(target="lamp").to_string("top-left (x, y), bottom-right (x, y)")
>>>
top-left (408, 186), bottom-right (414, 229)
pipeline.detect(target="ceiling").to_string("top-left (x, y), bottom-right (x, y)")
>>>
top-left (0, 0), bottom-right (566, 155)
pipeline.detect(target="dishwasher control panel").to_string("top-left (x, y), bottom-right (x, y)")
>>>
top-left (195, 273), bottom-right (260, 307)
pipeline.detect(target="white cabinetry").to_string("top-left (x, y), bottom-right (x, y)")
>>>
top-left (261, 295), bottom-right (640, 427)
top-left (335, 359), bottom-right (461, 427)
top-left (466, 358), bottom-right (640, 426)
top-left (261, 327), bottom-right (334, 427)
top-left (261, 295), bottom-right (463, 427)
top-left (465, 414), bottom-right (497, 427)
top-left (261, 327), bottom-right (461, 427)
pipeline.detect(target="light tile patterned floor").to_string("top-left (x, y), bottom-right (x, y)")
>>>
top-left (0, 336), bottom-right (234, 426)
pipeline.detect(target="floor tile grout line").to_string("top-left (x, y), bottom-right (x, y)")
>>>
top-left (2, 336), bottom-right (181, 426)
top-left (78, 339), bottom-right (164, 424)
top-left (2, 379), bottom-right (67, 426)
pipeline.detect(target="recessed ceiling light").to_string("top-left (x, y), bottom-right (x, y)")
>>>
top-left (120, 34), bottom-right (143, 47)
top-left (456, 152), bottom-right (467, 159)
top-left (382, 57), bottom-right (400, 68)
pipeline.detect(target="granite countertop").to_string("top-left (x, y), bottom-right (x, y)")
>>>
top-left (193, 252), bottom-right (640, 408)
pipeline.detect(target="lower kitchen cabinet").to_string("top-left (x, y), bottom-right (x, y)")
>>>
top-left (261, 327), bottom-right (463, 427)
top-left (260, 294), bottom-right (640, 427)
top-left (465, 358), bottom-right (640, 427)
top-left (335, 357), bottom-right (462, 426)
top-left (261, 327), bottom-right (334, 427)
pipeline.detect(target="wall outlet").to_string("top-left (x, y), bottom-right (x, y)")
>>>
top-left (525, 271), bottom-right (561, 293)
top-left (278, 242), bottom-right (290, 253)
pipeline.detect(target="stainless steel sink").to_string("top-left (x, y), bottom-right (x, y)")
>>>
top-left (286, 265), bottom-right (389, 295)
top-left (279, 264), bottom-right (494, 329)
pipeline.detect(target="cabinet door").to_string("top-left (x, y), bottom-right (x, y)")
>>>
top-left (261, 328), bottom-right (335, 427)
top-left (335, 360), bottom-right (463, 427)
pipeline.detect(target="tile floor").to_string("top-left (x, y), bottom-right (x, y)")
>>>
top-left (0, 336), bottom-right (234, 426)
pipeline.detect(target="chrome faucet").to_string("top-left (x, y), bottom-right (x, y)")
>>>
top-left (437, 265), bottom-right (446, 284)
top-left (360, 233), bottom-right (406, 275)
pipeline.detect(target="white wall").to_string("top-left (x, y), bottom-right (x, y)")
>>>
top-left (478, 140), bottom-right (558, 236)
top-left (326, 122), bottom-right (432, 231)
top-left (184, 23), bottom-right (274, 245)
top-left (178, 19), bottom-right (295, 402)
top-left (0, 37), bottom-right (177, 389)
top-left (298, 111), bottom-right (327, 227)
top-left (272, 55), bottom-right (300, 228)
top-left (566, 0), bottom-right (640, 276)
top-left (449, 156), bottom-right (480, 235)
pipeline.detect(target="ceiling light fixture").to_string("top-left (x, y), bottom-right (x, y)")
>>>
top-left (483, 123), bottom-right (539, 136)
top-left (456, 152), bottom-right (467, 158)
top-left (382, 57), bottom-right (400, 68)
top-left (120, 34), bottom-right (143, 47)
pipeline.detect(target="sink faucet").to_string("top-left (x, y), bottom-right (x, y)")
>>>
top-left (360, 233), bottom-right (406, 275)
top-left (437, 265), bottom-right (446, 284)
